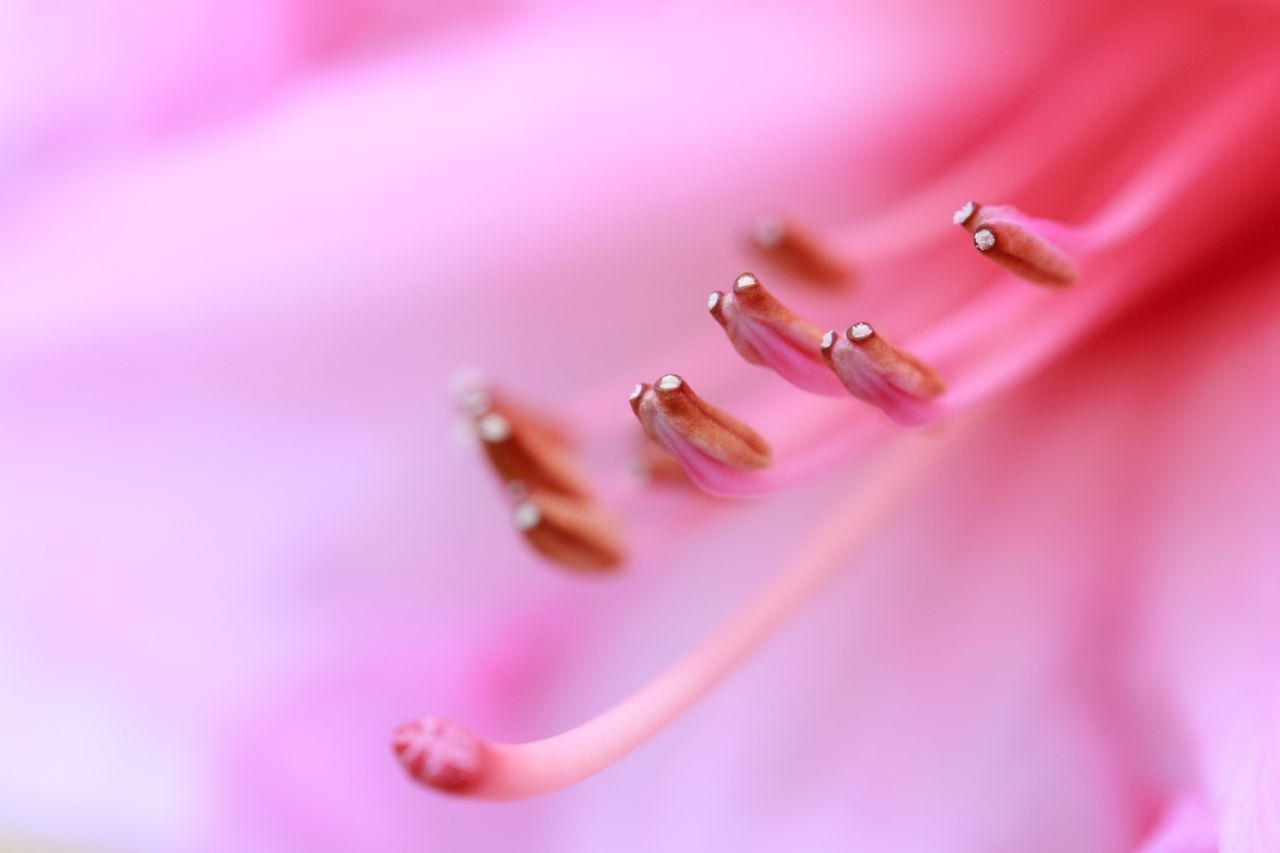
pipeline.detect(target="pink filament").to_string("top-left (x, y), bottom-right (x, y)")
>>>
top-left (425, 434), bottom-right (945, 799)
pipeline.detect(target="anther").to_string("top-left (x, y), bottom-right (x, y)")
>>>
top-left (631, 377), bottom-right (771, 472)
top-left (821, 330), bottom-right (837, 351)
top-left (822, 324), bottom-right (946, 425)
top-left (955, 201), bottom-right (1080, 287)
top-left (512, 492), bottom-right (625, 571)
top-left (465, 388), bottom-right (592, 499)
top-left (709, 273), bottom-right (846, 396)
top-left (746, 213), bottom-right (853, 288)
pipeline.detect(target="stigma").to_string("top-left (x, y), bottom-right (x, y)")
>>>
top-left (393, 717), bottom-right (486, 795)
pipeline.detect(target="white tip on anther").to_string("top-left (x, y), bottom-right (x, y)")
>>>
top-left (847, 322), bottom-right (875, 342)
top-left (476, 412), bottom-right (512, 443)
top-left (513, 501), bottom-right (542, 531)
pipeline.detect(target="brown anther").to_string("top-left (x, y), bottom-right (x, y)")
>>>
top-left (955, 202), bottom-right (1080, 288)
top-left (512, 492), bottom-right (624, 572)
top-left (838, 323), bottom-right (945, 397)
top-left (745, 213), bottom-right (853, 288)
top-left (469, 390), bottom-right (591, 499)
top-left (821, 323), bottom-right (946, 424)
top-left (716, 272), bottom-right (826, 368)
top-left (632, 375), bottom-right (771, 470)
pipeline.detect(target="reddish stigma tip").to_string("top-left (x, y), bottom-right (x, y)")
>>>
top-left (393, 717), bottom-right (486, 794)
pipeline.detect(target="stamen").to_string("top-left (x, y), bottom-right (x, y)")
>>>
top-left (394, 436), bottom-right (943, 799)
top-left (745, 213), bottom-right (853, 287)
top-left (822, 323), bottom-right (946, 425)
top-left (955, 201), bottom-right (1081, 287)
top-left (631, 375), bottom-right (771, 491)
top-left (511, 492), bottom-right (624, 572)
top-left (710, 272), bottom-right (847, 396)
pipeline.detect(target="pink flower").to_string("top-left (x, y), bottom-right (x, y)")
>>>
top-left (2, 1), bottom-right (1279, 851)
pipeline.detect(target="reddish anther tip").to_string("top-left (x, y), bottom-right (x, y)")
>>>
top-left (393, 717), bottom-right (487, 794)
top-left (710, 273), bottom-right (847, 396)
top-left (631, 375), bottom-right (771, 473)
top-left (512, 491), bottom-right (625, 572)
top-left (822, 323), bottom-right (946, 425)
top-left (747, 214), bottom-right (853, 287)
top-left (955, 201), bottom-right (1080, 287)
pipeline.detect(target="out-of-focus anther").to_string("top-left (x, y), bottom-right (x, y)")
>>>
top-left (631, 375), bottom-right (771, 473)
top-left (393, 717), bottom-right (486, 795)
top-left (821, 323), bottom-right (946, 425)
top-left (458, 382), bottom-right (592, 499)
top-left (955, 201), bottom-right (1081, 287)
top-left (629, 440), bottom-right (693, 486)
top-left (746, 213), bottom-right (853, 288)
top-left (512, 492), bottom-right (624, 571)
top-left (709, 272), bottom-right (846, 396)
